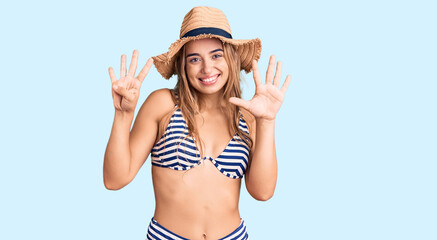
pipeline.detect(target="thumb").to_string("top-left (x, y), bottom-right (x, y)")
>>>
top-left (112, 84), bottom-right (129, 98)
top-left (229, 97), bottom-right (250, 110)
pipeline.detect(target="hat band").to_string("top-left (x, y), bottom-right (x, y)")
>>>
top-left (181, 27), bottom-right (233, 39)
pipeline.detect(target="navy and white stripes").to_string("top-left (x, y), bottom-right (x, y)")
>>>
top-left (151, 108), bottom-right (250, 179)
top-left (146, 217), bottom-right (249, 240)
top-left (147, 218), bottom-right (189, 240)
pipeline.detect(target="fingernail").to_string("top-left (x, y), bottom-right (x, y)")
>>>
top-left (113, 85), bottom-right (118, 90)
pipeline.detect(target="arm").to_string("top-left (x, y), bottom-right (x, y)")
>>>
top-left (104, 88), bottom-right (173, 190)
top-left (245, 118), bottom-right (277, 201)
top-left (103, 109), bottom-right (135, 190)
top-left (103, 50), bottom-right (172, 190)
top-left (230, 56), bottom-right (291, 201)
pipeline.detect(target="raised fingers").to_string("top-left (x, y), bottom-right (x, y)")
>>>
top-left (273, 61), bottom-right (282, 87)
top-left (120, 54), bottom-right (127, 78)
top-left (280, 74), bottom-right (291, 94)
top-left (265, 55), bottom-right (276, 84)
top-left (128, 50), bottom-right (139, 77)
top-left (137, 58), bottom-right (154, 83)
top-left (252, 60), bottom-right (262, 87)
top-left (108, 67), bottom-right (117, 83)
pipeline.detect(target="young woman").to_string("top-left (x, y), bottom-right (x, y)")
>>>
top-left (104, 6), bottom-right (290, 240)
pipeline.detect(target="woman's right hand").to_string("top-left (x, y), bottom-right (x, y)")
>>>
top-left (108, 50), bottom-right (153, 113)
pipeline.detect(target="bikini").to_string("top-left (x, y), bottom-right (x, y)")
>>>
top-left (146, 106), bottom-right (251, 239)
top-left (147, 217), bottom-right (249, 240)
top-left (151, 107), bottom-right (250, 179)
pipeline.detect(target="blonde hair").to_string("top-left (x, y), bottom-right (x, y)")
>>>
top-left (173, 41), bottom-right (253, 157)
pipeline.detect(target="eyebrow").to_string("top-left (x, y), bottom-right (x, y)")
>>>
top-left (186, 48), bottom-right (224, 58)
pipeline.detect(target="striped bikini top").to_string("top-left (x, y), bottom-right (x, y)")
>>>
top-left (151, 108), bottom-right (250, 179)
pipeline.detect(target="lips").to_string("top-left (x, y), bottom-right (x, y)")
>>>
top-left (199, 74), bottom-right (220, 85)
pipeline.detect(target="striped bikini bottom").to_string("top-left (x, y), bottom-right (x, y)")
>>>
top-left (146, 217), bottom-right (249, 240)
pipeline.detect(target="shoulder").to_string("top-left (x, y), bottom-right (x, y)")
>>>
top-left (138, 88), bottom-right (176, 122)
top-left (145, 88), bottom-right (174, 106)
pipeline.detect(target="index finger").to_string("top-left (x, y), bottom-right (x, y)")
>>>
top-left (108, 67), bottom-right (117, 83)
top-left (252, 60), bottom-right (262, 87)
top-left (265, 55), bottom-right (276, 84)
top-left (120, 54), bottom-right (127, 77)
top-left (137, 58), bottom-right (154, 83)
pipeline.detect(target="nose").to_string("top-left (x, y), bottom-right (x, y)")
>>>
top-left (201, 58), bottom-right (213, 74)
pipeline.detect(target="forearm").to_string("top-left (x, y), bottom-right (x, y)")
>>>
top-left (103, 111), bottom-right (135, 189)
top-left (246, 119), bottom-right (277, 200)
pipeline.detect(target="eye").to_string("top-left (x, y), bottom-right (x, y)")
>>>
top-left (189, 57), bottom-right (200, 63)
top-left (212, 54), bottom-right (223, 59)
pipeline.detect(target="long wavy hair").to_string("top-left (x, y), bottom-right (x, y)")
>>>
top-left (172, 41), bottom-right (253, 157)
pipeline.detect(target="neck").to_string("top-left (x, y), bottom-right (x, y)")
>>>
top-left (197, 90), bottom-right (225, 112)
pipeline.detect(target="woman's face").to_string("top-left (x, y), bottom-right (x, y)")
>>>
top-left (184, 38), bottom-right (229, 95)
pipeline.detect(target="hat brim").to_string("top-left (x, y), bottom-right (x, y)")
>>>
top-left (152, 34), bottom-right (262, 80)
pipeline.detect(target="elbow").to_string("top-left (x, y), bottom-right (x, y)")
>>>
top-left (251, 192), bottom-right (274, 201)
top-left (247, 185), bottom-right (275, 201)
top-left (103, 175), bottom-right (129, 191)
top-left (104, 181), bottom-right (124, 191)
top-left (246, 180), bottom-right (276, 201)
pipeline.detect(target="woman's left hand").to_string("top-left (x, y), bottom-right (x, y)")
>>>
top-left (229, 55), bottom-right (291, 121)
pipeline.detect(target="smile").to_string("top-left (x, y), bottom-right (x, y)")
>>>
top-left (199, 74), bottom-right (220, 85)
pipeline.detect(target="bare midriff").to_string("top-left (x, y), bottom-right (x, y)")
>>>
top-left (152, 160), bottom-right (242, 239)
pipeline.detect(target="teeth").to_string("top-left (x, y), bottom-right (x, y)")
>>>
top-left (201, 75), bottom-right (219, 82)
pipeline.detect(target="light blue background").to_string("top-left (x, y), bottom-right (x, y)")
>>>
top-left (1, 0), bottom-right (436, 239)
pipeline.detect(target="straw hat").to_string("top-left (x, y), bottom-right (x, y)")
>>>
top-left (152, 6), bottom-right (262, 79)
